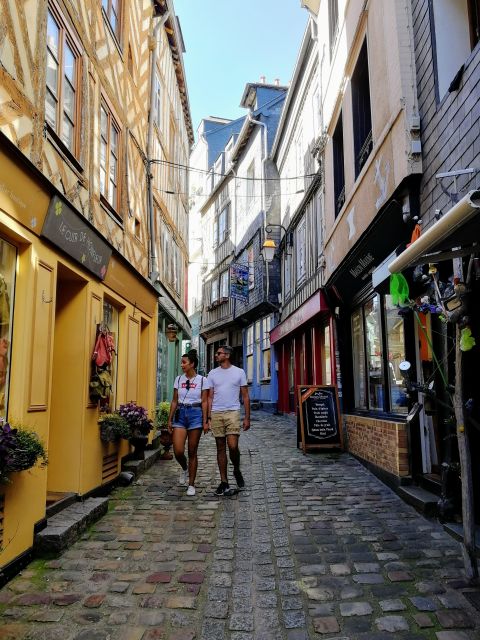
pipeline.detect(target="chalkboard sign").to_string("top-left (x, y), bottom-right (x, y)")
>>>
top-left (297, 385), bottom-right (342, 453)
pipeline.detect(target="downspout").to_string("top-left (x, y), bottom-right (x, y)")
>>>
top-left (146, 9), bottom-right (170, 280)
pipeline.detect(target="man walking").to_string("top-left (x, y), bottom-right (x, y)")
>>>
top-left (206, 345), bottom-right (250, 496)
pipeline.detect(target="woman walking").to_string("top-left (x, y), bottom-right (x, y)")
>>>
top-left (167, 350), bottom-right (210, 496)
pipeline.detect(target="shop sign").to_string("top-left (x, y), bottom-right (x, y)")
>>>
top-left (270, 290), bottom-right (327, 344)
top-left (297, 385), bottom-right (343, 453)
top-left (230, 263), bottom-right (249, 302)
top-left (41, 195), bottom-right (112, 279)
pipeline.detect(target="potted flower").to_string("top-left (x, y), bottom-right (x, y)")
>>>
top-left (0, 421), bottom-right (48, 483)
top-left (155, 401), bottom-right (173, 460)
top-left (117, 402), bottom-right (153, 459)
top-left (98, 413), bottom-right (130, 443)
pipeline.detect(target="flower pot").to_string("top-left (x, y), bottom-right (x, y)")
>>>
top-left (129, 434), bottom-right (149, 460)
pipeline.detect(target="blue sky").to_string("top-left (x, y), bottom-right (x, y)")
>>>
top-left (173, 0), bottom-right (309, 137)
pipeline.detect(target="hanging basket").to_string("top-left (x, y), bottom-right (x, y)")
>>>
top-left (166, 323), bottom-right (178, 342)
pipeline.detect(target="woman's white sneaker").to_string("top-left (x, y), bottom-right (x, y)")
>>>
top-left (179, 469), bottom-right (188, 485)
top-left (186, 485), bottom-right (196, 496)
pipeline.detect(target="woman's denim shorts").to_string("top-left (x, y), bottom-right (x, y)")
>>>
top-left (172, 405), bottom-right (203, 430)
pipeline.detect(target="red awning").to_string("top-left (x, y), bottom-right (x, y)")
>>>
top-left (270, 290), bottom-right (329, 344)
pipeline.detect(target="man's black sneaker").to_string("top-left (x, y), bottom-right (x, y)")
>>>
top-left (214, 482), bottom-right (231, 496)
top-left (233, 468), bottom-right (245, 489)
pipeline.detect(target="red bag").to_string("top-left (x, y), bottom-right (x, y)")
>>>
top-left (92, 328), bottom-right (115, 367)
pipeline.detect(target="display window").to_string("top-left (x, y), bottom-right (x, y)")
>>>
top-left (0, 238), bottom-right (16, 419)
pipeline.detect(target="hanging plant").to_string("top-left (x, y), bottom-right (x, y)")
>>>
top-left (0, 422), bottom-right (48, 484)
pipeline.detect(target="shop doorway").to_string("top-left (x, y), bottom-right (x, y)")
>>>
top-left (47, 263), bottom-right (88, 506)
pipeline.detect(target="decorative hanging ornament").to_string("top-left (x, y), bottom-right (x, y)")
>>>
top-left (390, 273), bottom-right (410, 306)
top-left (460, 327), bottom-right (476, 352)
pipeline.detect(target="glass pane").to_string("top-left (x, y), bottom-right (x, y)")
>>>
top-left (61, 115), bottom-right (74, 150)
top-left (385, 295), bottom-right (408, 414)
top-left (47, 11), bottom-right (59, 58)
top-left (247, 355), bottom-right (253, 382)
top-left (102, 0), bottom-right (108, 11)
top-left (352, 309), bottom-right (366, 409)
top-left (108, 180), bottom-right (116, 206)
top-left (63, 81), bottom-right (75, 119)
top-left (100, 140), bottom-right (107, 166)
top-left (109, 154), bottom-right (117, 182)
top-left (0, 238), bottom-right (16, 419)
top-left (110, 12), bottom-right (117, 34)
top-left (100, 107), bottom-right (108, 138)
top-left (100, 167), bottom-right (106, 195)
top-left (45, 90), bottom-right (57, 128)
top-left (263, 349), bottom-right (271, 379)
top-left (64, 44), bottom-right (75, 84)
top-left (46, 52), bottom-right (58, 92)
top-left (365, 296), bottom-right (384, 410)
top-left (110, 125), bottom-right (118, 155)
top-left (324, 325), bottom-right (331, 385)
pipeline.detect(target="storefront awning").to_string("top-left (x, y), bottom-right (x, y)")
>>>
top-left (270, 290), bottom-right (329, 344)
top-left (388, 190), bottom-right (480, 274)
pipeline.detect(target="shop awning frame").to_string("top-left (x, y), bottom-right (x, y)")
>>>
top-left (388, 190), bottom-right (480, 273)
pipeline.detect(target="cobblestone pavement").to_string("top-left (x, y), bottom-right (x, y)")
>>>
top-left (1, 412), bottom-right (480, 639)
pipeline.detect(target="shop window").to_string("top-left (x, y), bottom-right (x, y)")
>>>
top-left (100, 101), bottom-right (121, 214)
top-left (101, 298), bottom-right (119, 412)
top-left (351, 40), bottom-right (372, 177)
top-left (332, 112), bottom-right (345, 217)
top-left (431, 0), bottom-right (480, 100)
top-left (261, 316), bottom-right (272, 380)
top-left (45, 5), bottom-right (81, 157)
top-left (0, 239), bottom-right (16, 419)
top-left (329, 0), bottom-right (340, 58)
top-left (385, 296), bottom-right (408, 414)
top-left (352, 294), bottom-right (407, 414)
top-left (323, 324), bottom-right (332, 385)
top-left (246, 325), bottom-right (254, 382)
top-left (102, 0), bottom-right (122, 42)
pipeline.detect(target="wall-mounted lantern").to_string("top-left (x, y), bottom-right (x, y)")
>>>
top-left (165, 323), bottom-right (178, 342)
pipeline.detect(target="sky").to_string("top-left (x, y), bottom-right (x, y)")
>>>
top-left (173, 0), bottom-right (309, 137)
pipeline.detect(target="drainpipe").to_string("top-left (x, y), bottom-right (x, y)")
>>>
top-left (146, 9), bottom-right (170, 280)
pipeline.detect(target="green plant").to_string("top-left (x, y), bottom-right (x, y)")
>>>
top-left (155, 401), bottom-right (170, 430)
top-left (98, 413), bottom-right (130, 442)
top-left (0, 422), bottom-right (48, 483)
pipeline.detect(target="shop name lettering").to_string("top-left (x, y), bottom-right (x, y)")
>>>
top-left (349, 253), bottom-right (374, 278)
top-left (58, 221), bottom-right (103, 264)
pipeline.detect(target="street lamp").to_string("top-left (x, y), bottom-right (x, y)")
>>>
top-left (261, 224), bottom-right (291, 263)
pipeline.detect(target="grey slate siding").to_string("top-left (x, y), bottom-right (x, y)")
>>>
top-left (412, 0), bottom-right (480, 228)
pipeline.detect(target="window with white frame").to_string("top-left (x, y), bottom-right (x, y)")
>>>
top-left (432, 0), bottom-right (480, 100)
top-left (220, 270), bottom-right (229, 300)
top-left (246, 325), bottom-right (254, 382)
top-left (261, 315), bottom-right (272, 380)
top-left (100, 101), bottom-right (120, 212)
top-left (217, 205), bottom-right (228, 244)
top-left (296, 217), bottom-right (306, 284)
top-left (248, 244), bottom-right (255, 289)
top-left (211, 277), bottom-right (219, 305)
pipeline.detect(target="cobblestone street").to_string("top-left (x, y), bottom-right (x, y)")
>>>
top-left (1, 411), bottom-right (479, 639)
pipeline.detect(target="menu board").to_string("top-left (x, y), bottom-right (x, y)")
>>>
top-left (297, 385), bottom-right (342, 453)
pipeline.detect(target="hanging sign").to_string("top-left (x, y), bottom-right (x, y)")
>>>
top-left (297, 385), bottom-right (343, 453)
top-left (230, 263), bottom-right (249, 302)
top-left (41, 195), bottom-right (112, 280)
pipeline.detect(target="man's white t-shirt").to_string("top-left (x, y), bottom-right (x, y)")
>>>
top-left (174, 374), bottom-right (210, 404)
top-left (207, 365), bottom-right (247, 411)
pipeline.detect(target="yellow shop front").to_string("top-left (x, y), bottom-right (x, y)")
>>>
top-left (0, 143), bottom-right (158, 579)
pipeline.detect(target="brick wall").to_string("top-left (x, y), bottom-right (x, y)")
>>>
top-left (344, 415), bottom-right (409, 478)
top-left (412, 1), bottom-right (480, 227)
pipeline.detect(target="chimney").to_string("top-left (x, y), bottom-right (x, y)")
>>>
top-left (260, 75), bottom-right (266, 84)
top-left (274, 78), bottom-right (280, 86)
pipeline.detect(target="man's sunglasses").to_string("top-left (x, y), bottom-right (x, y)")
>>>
top-left (216, 351), bottom-right (225, 356)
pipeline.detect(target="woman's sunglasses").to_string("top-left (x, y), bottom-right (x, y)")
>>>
top-left (185, 379), bottom-right (190, 390)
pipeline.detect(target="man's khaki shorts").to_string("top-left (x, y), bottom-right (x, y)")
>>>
top-left (211, 410), bottom-right (241, 437)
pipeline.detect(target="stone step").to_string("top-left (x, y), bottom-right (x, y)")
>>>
top-left (34, 497), bottom-right (109, 556)
top-left (122, 445), bottom-right (163, 478)
top-left (397, 485), bottom-right (439, 516)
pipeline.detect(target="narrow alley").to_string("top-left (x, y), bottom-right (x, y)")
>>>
top-left (1, 412), bottom-right (479, 640)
